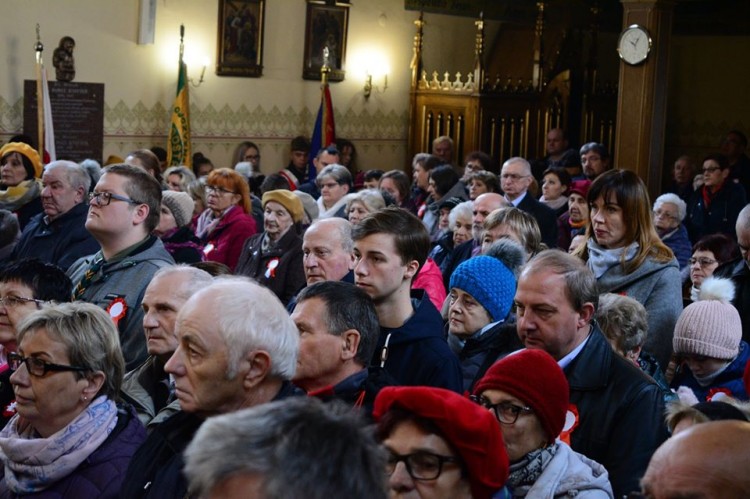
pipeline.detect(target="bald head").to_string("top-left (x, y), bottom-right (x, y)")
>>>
top-left (472, 193), bottom-right (508, 241)
top-left (738, 205), bottom-right (750, 268)
top-left (641, 420), bottom-right (750, 498)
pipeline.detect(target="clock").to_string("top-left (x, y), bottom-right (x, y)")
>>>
top-left (617, 24), bottom-right (652, 65)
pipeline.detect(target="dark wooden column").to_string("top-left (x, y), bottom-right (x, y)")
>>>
top-left (614, 0), bottom-right (675, 200)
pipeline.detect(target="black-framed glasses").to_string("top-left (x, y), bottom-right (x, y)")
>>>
top-left (205, 185), bottom-right (237, 195)
top-left (0, 296), bottom-right (46, 308)
top-left (385, 450), bottom-right (459, 481)
top-left (702, 166), bottom-right (721, 173)
top-left (89, 191), bottom-right (141, 206)
top-left (470, 395), bottom-right (534, 425)
top-left (8, 353), bottom-right (90, 377)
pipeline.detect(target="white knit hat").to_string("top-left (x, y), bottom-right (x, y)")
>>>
top-left (673, 277), bottom-right (742, 360)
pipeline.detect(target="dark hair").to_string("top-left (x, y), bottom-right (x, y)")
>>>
top-left (150, 146), bottom-right (167, 163)
top-left (579, 142), bottom-right (610, 160)
top-left (692, 233), bottom-right (741, 265)
top-left (1, 150), bottom-right (36, 181)
top-left (352, 206), bottom-right (430, 272)
top-left (127, 149), bottom-right (163, 185)
top-left (103, 163), bottom-right (163, 232)
top-left (0, 210), bottom-right (19, 247)
top-left (429, 165), bottom-right (459, 197)
top-left (727, 130), bottom-right (748, 148)
top-left (469, 171), bottom-right (500, 193)
top-left (574, 169), bottom-right (673, 272)
top-left (0, 258), bottom-right (72, 303)
top-left (192, 152), bottom-right (214, 177)
top-left (363, 169), bottom-right (384, 183)
top-left (464, 150), bottom-right (497, 173)
top-left (542, 166), bottom-right (572, 190)
top-left (261, 173), bottom-right (292, 194)
top-left (379, 170), bottom-right (411, 205)
top-left (336, 138), bottom-right (357, 169)
top-left (702, 153), bottom-right (730, 171)
top-left (296, 281), bottom-right (379, 366)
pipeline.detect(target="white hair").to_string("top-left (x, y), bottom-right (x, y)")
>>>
top-left (653, 193), bottom-right (687, 222)
top-left (449, 201), bottom-right (473, 230)
top-left (182, 277), bottom-right (299, 379)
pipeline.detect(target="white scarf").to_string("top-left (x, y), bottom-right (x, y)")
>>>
top-left (0, 396), bottom-right (117, 494)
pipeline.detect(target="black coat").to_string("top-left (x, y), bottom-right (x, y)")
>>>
top-left (564, 326), bottom-right (667, 498)
top-left (517, 192), bottom-right (559, 249)
top-left (11, 202), bottom-right (99, 270)
top-left (716, 257), bottom-right (750, 343)
top-left (686, 182), bottom-right (747, 242)
top-left (235, 229), bottom-right (306, 306)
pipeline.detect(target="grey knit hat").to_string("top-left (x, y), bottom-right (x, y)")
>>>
top-left (673, 277), bottom-right (742, 360)
top-left (161, 191), bottom-right (195, 228)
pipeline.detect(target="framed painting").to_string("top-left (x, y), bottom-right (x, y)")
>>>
top-left (217, 0), bottom-right (265, 77)
top-left (302, 1), bottom-right (349, 81)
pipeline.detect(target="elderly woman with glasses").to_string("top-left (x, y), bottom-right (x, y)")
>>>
top-left (0, 302), bottom-right (146, 497)
top-left (194, 168), bottom-right (257, 271)
top-left (688, 233), bottom-right (740, 301)
top-left (474, 349), bottom-right (613, 498)
top-left (652, 193), bottom-right (691, 279)
top-left (374, 386), bottom-right (509, 499)
top-left (0, 142), bottom-right (44, 230)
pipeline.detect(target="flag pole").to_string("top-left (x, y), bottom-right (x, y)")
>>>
top-left (34, 24), bottom-right (45, 159)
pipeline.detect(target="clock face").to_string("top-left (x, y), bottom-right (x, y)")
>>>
top-left (618, 25), bottom-right (651, 65)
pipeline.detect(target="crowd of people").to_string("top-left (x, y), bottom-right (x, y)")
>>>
top-left (0, 128), bottom-right (748, 498)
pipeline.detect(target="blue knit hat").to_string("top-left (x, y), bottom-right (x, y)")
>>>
top-left (449, 256), bottom-right (516, 322)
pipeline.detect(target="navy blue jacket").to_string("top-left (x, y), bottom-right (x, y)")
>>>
top-left (517, 192), bottom-right (559, 249)
top-left (0, 404), bottom-right (146, 499)
top-left (372, 290), bottom-right (462, 393)
top-left (671, 341), bottom-right (750, 401)
top-left (11, 202), bottom-right (99, 270)
top-left (686, 182), bottom-right (747, 242)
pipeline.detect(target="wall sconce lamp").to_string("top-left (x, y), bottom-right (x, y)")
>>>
top-left (189, 58), bottom-right (209, 88)
top-left (364, 71), bottom-right (388, 99)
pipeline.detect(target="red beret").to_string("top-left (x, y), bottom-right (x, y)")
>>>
top-left (568, 179), bottom-right (592, 199)
top-left (373, 386), bottom-right (509, 499)
top-left (474, 349), bottom-right (569, 442)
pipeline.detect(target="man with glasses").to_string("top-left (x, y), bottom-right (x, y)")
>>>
top-left (0, 258), bottom-right (72, 426)
top-left (500, 157), bottom-right (558, 248)
top-left (514, 250), bottom-right (665, 498)
top-left (68, 164), bottom-right (174, 371)
top-left (10, 160), bottom-right (99, 269)
top-left (374, 386), bottom-right (509, 499)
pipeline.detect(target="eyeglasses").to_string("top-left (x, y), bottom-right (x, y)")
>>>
top-left (244, 154), bottom-right (260, 161)
top-left (0, 296), bottom-right (46, 308)
top-left (8, 352), bottom-right (90, 377)
top-left (688, 257), bottom-right (717, 267)
top-left (205, 185), bottom-right (237, 195)
top-left (702, 166), bottom-right (721, 173)
top-left (470, 395), bottom-right (533, 424)
top-left (319, 181), bottom-right (340, 190)
top-left (385, 450), bottom-right (459, 481)
top-left (653, 210), bottom-right (678, 221)
top-left (500, 173), bottom-right (529, 181)
top-left (89, 191), bottom-right (141, 206)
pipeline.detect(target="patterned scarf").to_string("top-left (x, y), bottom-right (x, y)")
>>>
top-left (0, 396), bottom-right (117, 494)
top-left (506, 443), bottom-right (558, 494)
top-left (195, 205), bottom-right (235, 240)
top-left (0, 180), bottom-right (42, 212)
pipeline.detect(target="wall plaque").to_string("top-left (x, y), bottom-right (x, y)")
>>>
top-left (23, 80), bottom-right (105, 162)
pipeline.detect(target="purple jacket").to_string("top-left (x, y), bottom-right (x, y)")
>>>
top-left (0, 405), bottom-right (146, 499)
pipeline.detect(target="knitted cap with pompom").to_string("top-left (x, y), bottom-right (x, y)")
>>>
top-left (673, 277), bottom-right (742, 360)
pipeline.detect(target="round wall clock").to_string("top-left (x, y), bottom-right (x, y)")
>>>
top-left (617, 24), bottom-right (652, 66)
